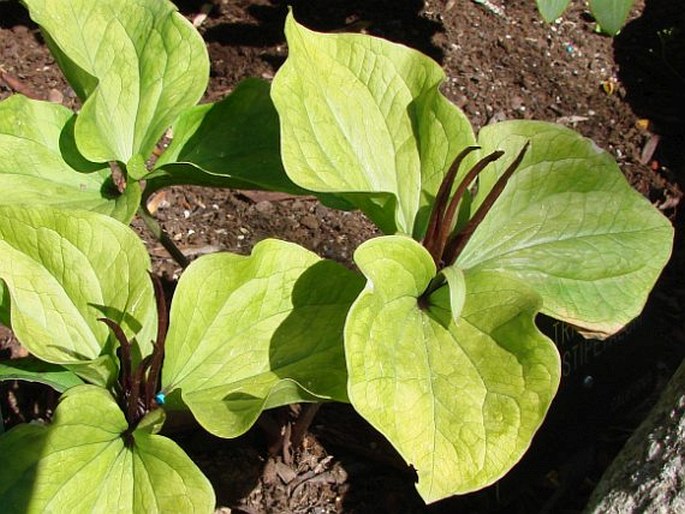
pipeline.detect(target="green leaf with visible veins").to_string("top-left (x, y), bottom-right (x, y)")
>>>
top-left (22, 0), bottom-right (209, 164)
top-left (0, 95), bottom-right (140, 222)
top-left (346, 235), bottom-right (560, 502)
top-left (0, 385), bottom-right (214, 514)
top-left (0, 357), bottom-right (83, 392)
top-left (150, 79), bottom-right (305, 195)
top-left (271, 12), bottom-right (476, 236)
top-left (0, 206), bottom-right (157, 386)
top-left (458, 121), bottom-right (674, 338)
top-left (162, 239), bottom-right (364, 438)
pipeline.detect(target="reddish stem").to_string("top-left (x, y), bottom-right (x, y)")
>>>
top-left (144, 273), bottom-right (168, 409)
top-left (130, 355), bottom-right (152, 425)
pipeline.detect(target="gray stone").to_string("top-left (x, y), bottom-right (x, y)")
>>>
top-left (584, 358), bottom-right (685, 514)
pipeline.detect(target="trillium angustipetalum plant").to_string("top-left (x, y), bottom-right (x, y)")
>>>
top-left (271, 12), bottom-right (674, 502)
top-left (0, 206), bottom-right (363, 513)
top-left (0, 2), bottom-right (360, 511)
top-left (0, 1), bottom-right (674, 510)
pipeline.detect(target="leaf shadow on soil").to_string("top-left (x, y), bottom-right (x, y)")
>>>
top-left (0, 2), bottom-right (31, 30)
top-left (188, 0), bottom-right (445, 68)
top-left (613, 0), bottom-right (685, 178)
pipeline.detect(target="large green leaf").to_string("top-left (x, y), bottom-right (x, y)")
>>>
top-left (0, 95), bottom-right (140, 223)
top-left (271, 12), bottom-right (476, 236)
top-left (536, 0), bottom-right (571, 22)
top-left (0, 385), bottom-right (214, 513)
top-left (589, 0), bottom-right (634, 35)
top-left (149, 79), bottom-right (304, 195)
top-left (162, 239), bottom-right (364, 438)
top-left (0, 206), bottom-right (156, 386)
top-left (23, 0), bottom-right (209, 165)
top-left (458, 121), bottom-right (674, 338)
top-left (345, 236), bottom-right (560, 502)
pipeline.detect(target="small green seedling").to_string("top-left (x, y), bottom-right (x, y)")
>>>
top-left (537, 0), bottom-right (635, 35)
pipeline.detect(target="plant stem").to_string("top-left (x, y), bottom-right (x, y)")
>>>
top-left (423, 274), bottom-right (447, 300)
top-left (137, 206), bottom-right (190, 269)
top-left (144, 273), bottom-right (168, 409)
top-left (130, 355), bottom-right (152, 425)
top-left (290, 403), bottom-right (321, 449)
top-left (417, 278), bottom-right (439, 310)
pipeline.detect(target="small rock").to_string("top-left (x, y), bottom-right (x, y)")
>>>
top-left (314, 204), bottom-right (329, 219)
top-left (47, 88), bottom-right (63, 103)
top-left (510, 95), bottom-right (524, 110)
top-left (254, 200), bottom-right (274, 214)
top-left (262, 459), bottom-right (278, 485)
top-left (301, 214), bottom-right (319, 230)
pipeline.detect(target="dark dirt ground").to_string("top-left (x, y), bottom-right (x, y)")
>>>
top-left (1, 0), bottom-right (685, 513)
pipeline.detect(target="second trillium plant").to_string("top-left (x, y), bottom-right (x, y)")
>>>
top-left (271, 12), bottom-right (673, 502)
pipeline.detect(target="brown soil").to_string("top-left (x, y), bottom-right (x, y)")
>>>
top-left (1, 1), bottom-right (684, 513)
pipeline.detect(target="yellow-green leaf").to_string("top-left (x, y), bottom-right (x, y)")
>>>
top-left (346, 236), bottom-right (560, 502)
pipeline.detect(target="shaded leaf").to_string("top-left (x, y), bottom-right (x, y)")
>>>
top-left (163, 239), bottom-right (364, 437)
top-left (0, 357), bottom-right (83, 392)
top-left (150, 79), bottom-right (304, 195)
top-left (0, 385), bottom-right (214, 513)
top-left (346, 236), bottom-right (560, 502)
